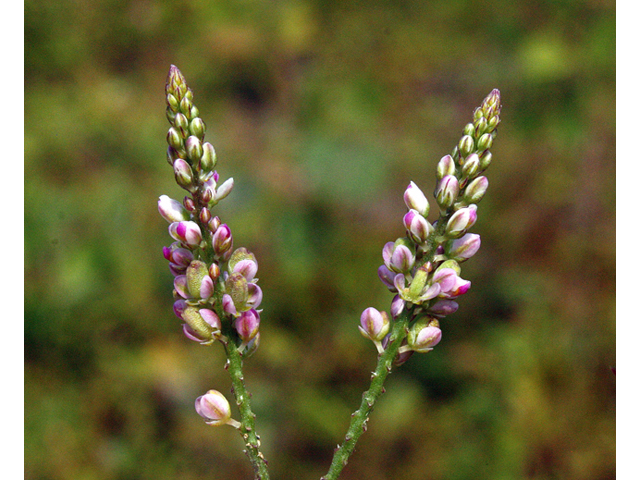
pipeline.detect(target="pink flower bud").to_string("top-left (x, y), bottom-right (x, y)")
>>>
top-left (181, 306), bottom-right (221, 344)
top-left (403, 181), bottom-right (430, 217)
top-left (446, 233), bottom-right (481, 261)
top-left (445, 205), bottom-right (477, 238)
top-left (389, 244), bottom-right (415, 273)
top-left (212, 224), bottom-right (233, 259)
top-left (199, 309), bottom-right (222, 332)
top-left (431, 268), bottom-right (457, 293)
top-left (158, 195), bottom-right (190, 223)
top-left (232, 259), bottom-right (258, 282)
top-left (170, 247), bottom-right (194, 267)
top-left (245, 283), bottom-right (263, 310)
top-left (185, 135), bottom-right (203, 163)
top-left (407, 319), bottom-right (442, 353)
top-left (403, 209), bottom-right (433, 245)
top-left (463, 176), bottom-right (489, 204)
top-left (169, 221), bottom-right (202, 247)
top-left (358, 307), bottom-right (390, 342)
top-left (173, 299), bottom-right (188, 319)
top-left (435, 175), bottom-right (460, 209)
top-left (173, 158), bottom-right (194, 188)
top-left (195, 390), bottom-right (232, 426)
top-left (436, 154), bottom-right (456, 180)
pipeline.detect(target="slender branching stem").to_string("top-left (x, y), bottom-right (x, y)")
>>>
top-left (320, 308), bottom-right (413, 480)
top-left (224, 340), bottom-right (271, 480)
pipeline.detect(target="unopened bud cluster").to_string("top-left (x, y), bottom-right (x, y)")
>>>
top-left (159, 66), bottom-right (262, 357)
top-left (360, 90), bottom-right (501, 364)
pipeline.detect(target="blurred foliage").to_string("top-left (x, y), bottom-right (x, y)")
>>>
top-left (25, 0), bottom-right (615, 479)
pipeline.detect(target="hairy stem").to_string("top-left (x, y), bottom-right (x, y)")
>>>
top-left (320, 308), bottom-right (412, 480)
top-left (224, 340), bottom-right (270, 480)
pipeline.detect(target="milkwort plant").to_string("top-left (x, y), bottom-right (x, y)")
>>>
top-left (158, 65), bottom-right (501, 480)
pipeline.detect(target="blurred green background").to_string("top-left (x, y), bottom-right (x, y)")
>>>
top-left (25, 0), bottom-right (615, 479)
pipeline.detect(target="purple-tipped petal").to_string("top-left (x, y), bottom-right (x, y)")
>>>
top-left (233, 259), bottom-right (258, 282)
top-left (246, 283), bottom-right (263, 310)
top-left (222, 294), bottom-right (237, 316)
top-left (183, 324), bottom-right (206, 342)
top-left (447, 233), bottom-right (481, 261)
top-left (378, 265), bottom-right (397, 291)
top-left (235, 309), bottom-right (260, 342)
top-left (174, 275), bottom-right (190, 299)
top-left (427, 299), bottom-right (459, 317)
top-left (173, 299), bottom-right (188, 319)
top-left (390, 294), bottom-right (405, 319)
top-left (198, 309), bottom-right (221, 331)
top-left (200, 275), bottom-right (215, 299)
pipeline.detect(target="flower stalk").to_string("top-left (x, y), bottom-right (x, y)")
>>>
top-left (159, 65), bottom-right (269, 479)
top-left (323, 88), bottom-right (501, 478)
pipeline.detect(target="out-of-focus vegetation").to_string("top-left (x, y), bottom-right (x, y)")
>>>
top-left (25, 0), bottom-right (615, 479)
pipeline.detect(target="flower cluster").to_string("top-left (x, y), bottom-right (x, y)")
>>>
top-left (159, 66), bottom-right (264, 425)
top-left (359, 89), bottom-right (501, 363)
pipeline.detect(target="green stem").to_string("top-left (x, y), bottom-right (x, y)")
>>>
top-left (224, 340), bottom-right (270, 480)
top-left (320, 309), bottom-right (412, 480)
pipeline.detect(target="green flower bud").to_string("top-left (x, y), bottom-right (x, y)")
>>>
top-left (190, 117), bottom-right (206, 140)
top-left (167, 93), bottom-right (180, 112)
top-left (173, 158), bottom-right (194, 189)
top-left (458, 135), bottom-right (475, 157)
top-left (180, 95), bottom-right (193, 117)
top-left (166, 65), bottom-right (188, 100)
top-left (200, 142), bottom-right (217, 172)
top-left (461, 154), bottom-right (480, 179)
top-left (436, 154), bottom-right (456, 180)
top-left (463, 123), bottom-right (475, 137)
top-left (486, 115), bottom-right (499, 133)
top-left (167, 146), bottom-right (181, 166)
top-left (474, 116), bottom-right (488, 137)
top-left (174, 113), bottom-right (189, 138)
top-left (463, 176), bottom-right (489, 204)
top-left (166, 106), bottom-right (177, 124)
top-left (477, 133), bottom-right (493, 151)
top-left (167, 127), bottom-right (183, 151)
top-left (186, 135), bottom-right (203, 163)
top-left (479, 151), bottom-right (492, 171)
